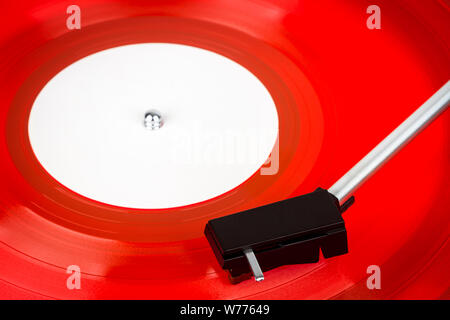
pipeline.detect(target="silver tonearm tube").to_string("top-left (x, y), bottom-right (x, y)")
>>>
top-left (329, 81), bottom-right (450, 204)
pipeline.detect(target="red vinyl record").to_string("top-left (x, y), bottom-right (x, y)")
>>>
top-left (0, 0), bottom-right (449, 299)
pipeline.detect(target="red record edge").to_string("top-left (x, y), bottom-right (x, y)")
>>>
top-left (0, 0), bottom-right (449, 299)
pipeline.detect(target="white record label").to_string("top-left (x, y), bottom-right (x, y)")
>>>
top-left (28, 43), bottom-right (278, 209)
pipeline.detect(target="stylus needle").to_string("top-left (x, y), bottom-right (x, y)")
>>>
top-left (243, 249), bottom-right (264, 282)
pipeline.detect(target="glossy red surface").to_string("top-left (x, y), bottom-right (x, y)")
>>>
top-left (0, 0), bottom-right (448, 299)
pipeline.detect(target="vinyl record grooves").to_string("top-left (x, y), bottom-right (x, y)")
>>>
top-left (0, 0), bottom-right (449, 299)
